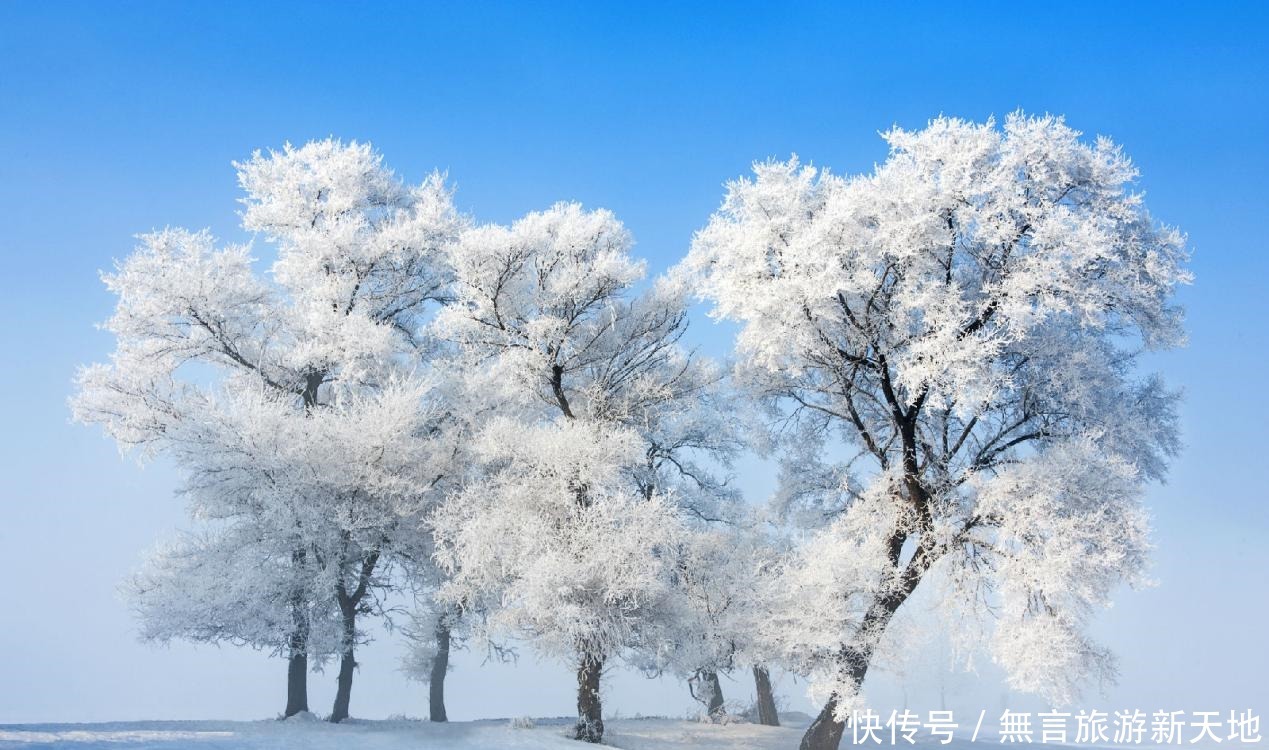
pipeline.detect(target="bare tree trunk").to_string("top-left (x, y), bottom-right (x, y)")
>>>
top-left (691, 669), bottom-right (725, 718)
top-left (283, 549), bottom-right (310, 718)
top-left (284, 644), bottom-right (308, 717)
top-left (283, 376), bottom-right (323, 719)
top-left (752, 665), bottom-right (779, 726)
top-left (574, 653), bottom-right (605, 743)
top-left (429, 620), bottom-right (450, 722)
top-left (799, 616), bottom-right (898, 750)
top-left (329, 647), bottom-right (356, 722)
top-left (329, 602), bottom-right (357, 723)
top-left (703, 670), bottom-right (725, 717)
top-left (799, 580), bottom-right (917, 749)
top-left (801, 556), bottom-right (923, 747)
top-left (801, 694), bottom-right (847, 750)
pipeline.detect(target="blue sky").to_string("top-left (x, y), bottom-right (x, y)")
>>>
top-left (1, 1), bottom-right (1266, 723)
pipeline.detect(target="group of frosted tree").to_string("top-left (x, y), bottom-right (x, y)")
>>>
top-left (73, 114), bottom-right (1188, 750)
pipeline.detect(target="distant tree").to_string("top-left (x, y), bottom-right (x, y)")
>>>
top-left (429, 203), bottom-right (737, 742)
top-left (664, 524), bottom-right (762, 721)
top-left (685, 114), bottom-right (1189, 750)
top-left (750, 665), bottom-right (780, 726)
top-left (399, 590), bottom-right (466, 721)
top-left (73, 140), bottom-right (464, 720)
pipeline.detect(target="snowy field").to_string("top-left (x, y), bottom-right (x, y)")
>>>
top-left (0, 716), bottom-right (814, 750)
top-left (0, 717), bottom-right (1218, 750)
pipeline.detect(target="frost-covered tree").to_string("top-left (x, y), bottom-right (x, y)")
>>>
top-left (430, 203), bottom-right (737, 742)
top-left (73, 140), bottom-right (464, 720)
top-left (669, 520), bottom-right (787, 727)
top-left (432, 419), bottom-right (687, 740)
top-left (685, 114), bottom-right (1189, 750)
top-left (662, 524), bottom-right (763, 721)
top-left (126, 378), bottom-right (443, 702)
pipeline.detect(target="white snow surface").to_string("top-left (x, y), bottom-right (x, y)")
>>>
top-left (0, 717), bottom-right (815, 750)
top-left (0, 717), bottom-right (1198, 750)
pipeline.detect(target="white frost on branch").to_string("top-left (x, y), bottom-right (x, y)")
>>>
top-left (684, 113), bottom-right (1188, 717)
top-left (74, 139), bottom-right (465, 668)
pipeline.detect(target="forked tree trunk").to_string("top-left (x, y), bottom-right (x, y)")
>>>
top-left (329, 602), bottom-right (357, 723)
top-left (574, 653), bottom-right (605, 743)
top-left (329, 550), bottom-right (378, 724)
top-left (752, 665), bottom-right (779, 726)
top-left (429, 621), bottom-right (451, 722)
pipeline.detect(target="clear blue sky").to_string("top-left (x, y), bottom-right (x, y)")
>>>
top-left (1, 1), bottom-right (1266, 723)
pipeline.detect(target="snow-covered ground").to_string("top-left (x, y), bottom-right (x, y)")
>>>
top-left (0, 716), bottom-right (1208, 750)
top-left (0, 716), bottom-right (809, 750)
